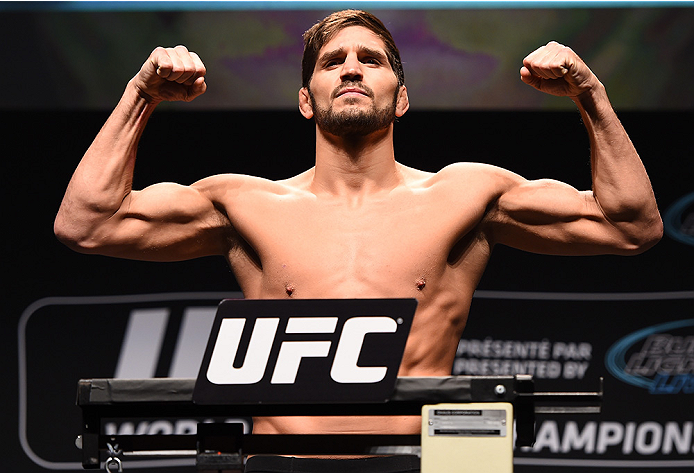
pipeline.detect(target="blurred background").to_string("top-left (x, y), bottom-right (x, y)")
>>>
top-left (5, 1), bottom-right (693, 111)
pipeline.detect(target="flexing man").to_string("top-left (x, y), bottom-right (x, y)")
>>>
top-left (55, 10), bottom-right (662, 473)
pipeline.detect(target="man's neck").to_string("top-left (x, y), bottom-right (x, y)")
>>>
top-left (311, 125), bottom-right (402, 198)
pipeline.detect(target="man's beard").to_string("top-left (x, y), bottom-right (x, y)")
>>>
top-left (309, 86), bottom-right (397, 138)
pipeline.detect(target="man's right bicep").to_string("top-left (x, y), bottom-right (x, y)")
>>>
top-left (83, 182), bottom-right (231, 261)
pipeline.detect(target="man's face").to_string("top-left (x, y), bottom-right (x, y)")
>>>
top-left (300, 26), bottom-right (408, 137)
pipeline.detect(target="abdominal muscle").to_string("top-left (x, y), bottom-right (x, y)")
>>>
top-left (252, 404), bottom-right (422, 459)
top-left (252, 414), bottom-right (421, 436)
top-left (250, 416), bottom-right (420, 459)
top-left (247, 301), bottom-right (467, 443)
top-left (250, 353), bottom-right (455, 457)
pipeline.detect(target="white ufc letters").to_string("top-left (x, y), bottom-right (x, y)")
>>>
top-left (331, 317), bottom-right (397, 383)
top-left (206, 318), bottom-right (279, 385)
top-left (206, 316), bottom-right (396, 385)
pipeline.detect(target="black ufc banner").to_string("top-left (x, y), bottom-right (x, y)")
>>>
top-left (193, 299), bottom-right (417, 405)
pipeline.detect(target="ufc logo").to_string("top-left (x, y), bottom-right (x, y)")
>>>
top-left (206, 316), bottom-right (397, 385)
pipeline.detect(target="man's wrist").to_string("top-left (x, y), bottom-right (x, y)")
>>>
top-left (572, 82), bottom-right (613, 123)
top-left (126, 79), bottom-right (162, 107)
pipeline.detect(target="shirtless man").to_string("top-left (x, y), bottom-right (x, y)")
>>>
top-left (55, 9), bottom-right (662, 473)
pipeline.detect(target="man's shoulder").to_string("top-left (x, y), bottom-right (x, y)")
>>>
top-left (407, 162), bottom-right (521, 189)
top-left (193, 171), bottom-right (311, 198)
top-left (438, 162), bottom-right (516, 179)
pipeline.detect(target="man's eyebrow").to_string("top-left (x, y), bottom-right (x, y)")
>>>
top-left (318, 46), bottom-right (389, 64)
top-left (360, 46), bottom-right (388, 62)
top-left (318, 47), bottom-right (344, 64)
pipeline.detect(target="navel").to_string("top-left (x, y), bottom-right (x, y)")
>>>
top-left (285, 284), bottom-right (295, 297)
top-left (415, 277), bottom-right (426, 291)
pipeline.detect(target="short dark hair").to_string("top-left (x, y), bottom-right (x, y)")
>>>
top-left (302, 10), bottom-right (405, 89)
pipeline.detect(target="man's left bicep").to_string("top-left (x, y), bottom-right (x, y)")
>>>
top-left (489, 179), bottom-right (631, 255)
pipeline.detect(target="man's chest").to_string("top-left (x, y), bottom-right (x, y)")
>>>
top-left (226, 189), bottom-right (488, 296)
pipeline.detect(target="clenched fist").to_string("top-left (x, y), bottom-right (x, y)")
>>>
top-left (131, 45), bottom-right (207, 104)
top-left (520, 41), bottom-right (601, 98)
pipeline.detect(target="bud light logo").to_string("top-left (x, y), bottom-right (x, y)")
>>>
top-left (605, 319), bottom-right (694, 394)
top-left (664, 192), bottom-right (694, 247)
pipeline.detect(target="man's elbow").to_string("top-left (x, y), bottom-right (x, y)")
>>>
top-left (54, 214), bottom-right (99, 254)
top-left (619, 216), bottom-right (664, 255)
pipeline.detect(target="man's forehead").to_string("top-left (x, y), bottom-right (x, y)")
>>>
top-left (318, 25), bottom-right (387, 56)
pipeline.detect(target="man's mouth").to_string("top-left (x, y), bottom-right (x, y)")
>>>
top-left (333, 83), bottom-right (372, 99)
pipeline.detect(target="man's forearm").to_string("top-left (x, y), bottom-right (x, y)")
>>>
top-left (54, 83), bottom-right (157, 248)
top-left (574, 85), bottom-right (663, 250)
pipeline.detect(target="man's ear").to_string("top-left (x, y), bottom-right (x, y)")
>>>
top-left (395, 85), bottom-right (409, 117)
top-left (299, 87), bottom-right (314, 119)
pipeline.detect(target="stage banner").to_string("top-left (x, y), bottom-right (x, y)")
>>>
top-left (19, 291), bottom-right (693, 471)
top-left (19, 293), bottom-right (245, 471)
top-left (457, 290), bottom-right (694, 471)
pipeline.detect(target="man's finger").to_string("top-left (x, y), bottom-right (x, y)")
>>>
top-left (522, 41), bottom-right (571, 80)
top-left (183, 51), bottom-right (207, 86)
top-left (149, 47), bottom-right (172, 79)
top-left (136, 45), bottom-right (208, 103)
top-left (169, 45), bottom-right (194, 83)
top-left (188, 76), bottom-right (208, 100)
top-left (171, 47), bottom-right (205, 85)
top-left (519, 66), bottom-right (542, 89)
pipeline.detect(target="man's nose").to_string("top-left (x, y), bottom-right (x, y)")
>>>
top-left (340, 55), bottom-right (363, 81)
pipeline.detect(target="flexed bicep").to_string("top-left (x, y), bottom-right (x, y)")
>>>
top-left (62, 179), bottom-right (232, 261)
top-left (485, 178), bottom-right (643, 256)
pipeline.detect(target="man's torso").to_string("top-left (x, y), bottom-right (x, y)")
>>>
top-left (207, 162), bottom-right (504, 435)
